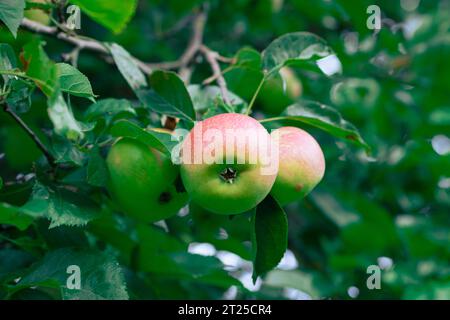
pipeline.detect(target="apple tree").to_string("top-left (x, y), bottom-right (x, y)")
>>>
top-left (0, 0), bottom-right (448, 300)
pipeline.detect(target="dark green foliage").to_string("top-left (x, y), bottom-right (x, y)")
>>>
top-left (0, 0), bottom-right (448, 300)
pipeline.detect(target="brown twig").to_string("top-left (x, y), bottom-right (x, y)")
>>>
top-left (20, 7), bottom-right (208, 75)
top-left (2, 103), bottom-right (56, 167)
top-left (154, 13), bottom-right (196, 39)
top-left (202, 59), bottom-right (235, 85)
top-left (21, 18), bottom-right (109, 53)
top-left (200, 45), bottom-right (232, 105)
top-left (21, 5), bottom-right (233, 106)
top-left (17, 19), bottom-right (161, 74)
top-left (20, 8), bottom-right (211, 132)
top-left (202, 66), bottom-right (230, 86)
top-left (152, 9), bottom-right (207, 71)
top-left (215, 54), bottom-right (235, 64)
top-left (55, 0), bottom-right (67, 24)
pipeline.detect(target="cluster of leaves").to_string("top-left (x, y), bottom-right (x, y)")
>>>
top-left (0, 0), bottom-right (449, 300)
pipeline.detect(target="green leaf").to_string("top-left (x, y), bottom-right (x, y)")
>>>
top-left (22, 39), bottom-right (58, 97)
top-left (56, 63), bottom-right (95, 101)
top-left (0, 43), bottom-right (17, 84)
top-left (310, 191), bottom-right (360, 228)
top-left (252, 195), bottom-right (288, 281)
top-left (16, 248), bottom-right (129, 299)
top-left (68, 0), bottom-right (138, 34)
top-left (189, 203), bottom-right (253, 260)
top-left (188, 84), bottom-right (247, 112)
top-left (0, 0), bottom-right (25, 38)
top-left (87, 148), bottom-right (108, 187)
top-left (339, 192), bottom-right (400, 254)
top-left (0, 202), bottom-right (34, 231)
top-left (265, 270), bottom-right (321, 298)
top-left (136, 224), bottom-right (241, 288)
top-left (0, 248), bottom-right (34, 282)
top-left (106, 43), bottom-right (147, 90)
top-left (224, 65), bottom-right (264, 103)
top-left (84, 99), bottom-right (136, 124)
top-left (137, 224), bottom-right (186, 255)
top-left (201, 101), bottom-right (234, 119)
top-left (136, 223), bottom-right (185, 273)
top-left (261, 100), bottom-right (370, 152)
top-left (21, 182), bottom-right (101, 228)
top-left (6, 78), bottom-right (35, 113)
top-left (51, 135), bottom-right (85, 166)
top-left (110, 119), bottom-right (177, 156)
top-left (233, 47), bottom-right (262, 71)
top-left (170, 252), bottom-right (242, 288)
top-left (36, 224), bottom-right (89, 250)
top-left (262, 32), bottom-right (335, 75)
top-left (0, 44), bottom-right (34, 110)
top-left (47, 91), bottom-right (84, 141)
top-left (137, 70), bottom-right (196, 122)
top-left (87, 215), bottom-right (136, 265)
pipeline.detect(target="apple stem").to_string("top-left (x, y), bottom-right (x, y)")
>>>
top-left (246, 75), bottom-right (266, 116)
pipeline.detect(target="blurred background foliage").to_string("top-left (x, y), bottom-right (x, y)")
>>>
top-left (0, 0), bottom-right (449, 300)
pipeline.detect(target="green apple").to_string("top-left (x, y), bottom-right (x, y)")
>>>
top-left (258, 67), bottom-right (302, 115)
top-left (270, 127), bottom-right (325, 205)
top-left (180, 113), bottom-right (278, 215)
top-left (106, 137), bottom-right (188, 223)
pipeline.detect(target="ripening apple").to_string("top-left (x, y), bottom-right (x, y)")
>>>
top-left (180, 113), bottom-right (278, 215)
top-left (270, 127), bottom-right (325, 205)
top-left (106, 137), bottom-right (188, 223)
